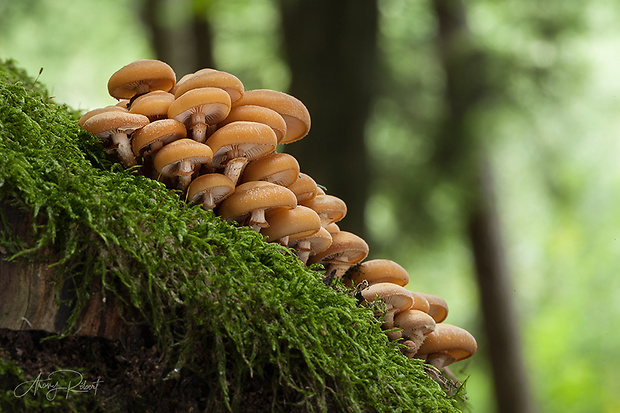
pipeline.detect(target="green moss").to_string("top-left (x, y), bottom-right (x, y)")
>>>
top-left (0, 58), bottom-right (464, 412)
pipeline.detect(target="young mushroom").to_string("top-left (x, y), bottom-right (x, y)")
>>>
top-left (240, 152), bottom-right (300, 187)
top-left (132, 118), bottom-right (187, 177)
top-left (261, 205), bottom-right (321, 247)
top-left (286, 172), bottom-right (319, 203)
top-left (217, 181), bottom-right (297, 232)
top-left (129, 90), bottom-right (175, 121)
top-left (290, 226), bottom-right (333, 265)
top-left (307, 230), bottom-right (369, 279)
top-left (394, 309), bottom-right (436, 357)
top-left (107, 59), bottom-right (176, 100)
top-left (343, 258), bottom-right (410, 288)
top-left (206, 121), bottom-right (278, 186)
top-left (81, 111), bottom-right (150, 168)
top-left (414, 323), bottom-right (478, 369)
top-left (416, 292), bottom-right (449, 323)
top-left (218, 105), bottom-right (287, 144)
top-left (300, 194), bottom-right (348, 228)
top-left (152, 138), bottom-right (213, 192)
top-left (78, 105), bottom-right (128, 128)
top-left (167, 86), bottom-right (231, 143)
top-left (233, 89), bottom-right (311, 144)
top-left (186, 173), bottom-right (235, 210)
top-left (360, 282), bottom-right (416, 341)
top-left (172, 68), bottom-right (245, 104)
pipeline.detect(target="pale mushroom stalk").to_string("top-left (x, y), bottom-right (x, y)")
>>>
top-left (190, 111), bottom-right (208, 142)
top-left (109, 131), bottom-right (136, 168)
top-left (200, 191), bottom-right (217, 210)
top-left (296, 239), bottom-right (313, 264)
top-left (246, 208), bottom-right (269, 232)
top-left (425, 354), bottom-right (458, 369)
top-left (175, 160), bottom-right (195, 191)
top-left (223, 150), bottom-right (250, 186)
top-left (325, 257), bottom-right (354, 279)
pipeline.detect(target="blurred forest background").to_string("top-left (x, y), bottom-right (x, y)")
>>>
top-left (2, 0), bottom-right (620, 412)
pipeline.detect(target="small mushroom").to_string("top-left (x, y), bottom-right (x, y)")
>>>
top-left (172, 68), bottom-right (245, 103)
top-left (167, 87), bottom-right (231, 143)
top-left (153, 138), bottom-right (213, 192)
top-left (261, 205), bottom-right (321, 247)
top-left (290, 226), bottom-right (332, 265)
top-left (286, 172), bottom-right (319, 203)
top-left (107, 59), bottom-right (176, 100)
top-left (240, 152), bottom-right (300, 187)
top-left (233, 89), bottom-right (311, 144)
top-left (300, 194), bottom-right (347, 227)
top-left (308, 230), bottom-right (368, 278)
top-left (186, 173), bottom-right (235, 210)
top-left (415, 323), bottom-right (478, 369)
top-left (217, 181), bottom-right (297, 232)
top-left (129, 90), bottom-right (175, 121)
top-left (360, 282), bottom-right (416, 341)
top-left (81, 111), bottom-right (150, 168)
top-left (206, 121), bottom-right (278, 186)
top-left (416, 292), bottom-right (449, 323)
top-left (325, 222), bottom-right (340, 234)
top-left (78, 105), bottom-right (128, 128)
top-left (132, 118), bottom-right (187, 177)
top-left (394, 309), bottom-right (436, 357)
top-left (343, 258), bottom-right (410, 288)
top-left (218, 105), bottom-right (287, 144)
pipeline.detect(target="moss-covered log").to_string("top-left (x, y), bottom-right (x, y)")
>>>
top-left (0, 59), bottom-right (466, 412)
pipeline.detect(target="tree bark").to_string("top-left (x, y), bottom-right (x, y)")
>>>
top-left (0, 203), bottom-right (147, 343)
top-left (278, 0), bottom-right (379, 241)
top-left (431, 1), bottom-right (535, 412)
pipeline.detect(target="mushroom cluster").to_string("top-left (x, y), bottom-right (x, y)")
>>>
top-left (79, 59), bottom-right (476, 373)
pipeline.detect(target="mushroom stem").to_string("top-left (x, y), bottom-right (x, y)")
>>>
top-left (426, 353), bottom-right (457, 369)
top-left (247, 208), bottom-right (269, 232)
top-left (110, 132), bottom-right (137, 168)
top-left (201, 191), bottom-right (216, 210)
top-left (190, 111), bottom-right (208, 142)
top-left (325, 260), bottom-right (352, 279)
top-left (177, 175), bottom-right (192, 192)
top-left (224, 156), bottom-right (249, 186)
top-left (295, 240), bottom-right (312, 264)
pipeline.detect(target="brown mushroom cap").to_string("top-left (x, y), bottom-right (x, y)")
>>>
top-left (218, 105), bottom-right (287, 144)
top-left (78, 105), bottom-right (128, 127)
top-left (416, 292), bottom-right (449, 323)
top-left (81, 111), bottom-right (149, 168)
top-left (172, 68), bottom-right (244, 103)
top-left (286, 172), bottom-right (318, 203)
top-left (360, 282), bottom-right (415, 329)
top-left (261, 205), bottom-right (321, 245)
top-left (325, 222), bottom-right (340, 234)
top-left (168, 87), bottom-right (231, 143)
top-left (206, 121), bottom-right (278, 185)
top-left (129, 90), bottom-right (175, 121)
top-left (308, 230), bottom-right (369, 278)
top-left (291, 226), bottom-right (332, 265)
top-left (153, 138), bottom-right (213, 191)
top-left (186, 173), bottom-right (235, 210)
top-left (344, 259), bottom-right (410, 288)
top-left (415, 323), bottom-right (478, 368)
top-left (132, 118), bottom-right (187, 159)
top-left (217, 181), bottom-right (297, 231)
top-left (394, 309), bottom-right (436, 353)
top-left (107, 59), bottom-right (176, 100)
top-left (240, 152), bottom-right (300, 187)
top-left (300, 194), bottom-right (347, 227)
top-left (233, 89), bottom-right (311, 144)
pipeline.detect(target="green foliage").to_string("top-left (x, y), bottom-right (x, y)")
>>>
top-left (0, 60), bottom-right (463, 412)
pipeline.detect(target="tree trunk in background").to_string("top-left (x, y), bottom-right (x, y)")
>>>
top-left (141, 0), bottom-right (214, 77)
top-left (278, 0), bottom-right (379, 241)
top-left (432, 1), bottom-right (535, 412)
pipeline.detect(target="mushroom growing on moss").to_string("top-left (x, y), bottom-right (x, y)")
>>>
top-left (217, 181), bottom-right (297, 232)
top-left (415, 323), bottom-right (478, 369)
top-left (233, 89), bottom-right (311, 144)
top-left (261, 205), bottom-right (321, 247)
top-left (206, 121), bottom-right (278, 186)
top-left (167, 86), bottom-right (231, 143)
top-left (81, 110), bottom-right (149, 168)
top-left (132, 118), bottom-right (187, 177)
top-left (153, 138), bottom-right (213, 192)
top-left (240, 152), bottom-right (300, 187)
top-left (186, 173), bottom-right (235, 210)
top-left (343, 258), bottom-right (410, 288)
top-left (107, 59), bottom-right (176, 100)
top-left (308, 230), bottom-right (368, 278)
top-left (394, 309), bottom-right (436, 357)
top-left (300, 194), bottom-right (347, 228)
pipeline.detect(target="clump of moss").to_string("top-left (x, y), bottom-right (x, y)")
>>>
top-left (0, 58), bottom-right (464, 412)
